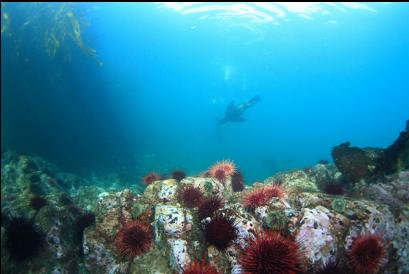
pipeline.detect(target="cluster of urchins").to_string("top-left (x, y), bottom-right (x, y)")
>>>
top-left (2, 158), bottom-right (97, 264)
top-left (3, 190), bottom-right (95, 264)
top-left (115, 160), bottom-right (389, 274)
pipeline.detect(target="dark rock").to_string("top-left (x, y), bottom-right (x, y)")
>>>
top-left (23, 160), bottom-right (39, 173)
top-left (331, 142), bottom-right (375, 182)
top-left (317, 159), bottom-right (329, 165)
top-left (376, 120), bottom-right (409, 174)
top-left (332, 120), bottom-right (408, 181)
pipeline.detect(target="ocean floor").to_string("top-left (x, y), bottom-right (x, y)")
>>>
top-left (1, 122), bottom-right (408, 274)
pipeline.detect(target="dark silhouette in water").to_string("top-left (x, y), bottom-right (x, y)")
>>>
top-left (218, 96), bottom-right (261, 125)
top-left (331, 119), bottom-right (408, 181)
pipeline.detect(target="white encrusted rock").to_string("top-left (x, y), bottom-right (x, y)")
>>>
top-left (157, 179), bottom-right (178, 202)
top-left (181, 176), bottom-right (226, 196)
top-left (296, 206), bottom-right (337, 268)
top-left (395, 215), bottom-right (409, 274)
top-left (168, 239), bottom-right (190, 273)
top-left (155, 204), bottom-right (192, 239)
top-left (344, 200), bottom-right (396, 249)
top-left (83, 232), bottom-right (124, 274)
top-left (254, 205), bottom-right (268, 220)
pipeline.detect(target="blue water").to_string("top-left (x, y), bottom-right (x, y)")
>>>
top-left (2, 3), bottom-right (408, 184)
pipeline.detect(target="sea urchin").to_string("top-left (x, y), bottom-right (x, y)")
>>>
top-left (242, 185), bottom-right (285, 210)
top-left (29, 196), bottom-right (48, 211)
top-left (263, 185), bottom-right (285, 200)
top-left (143, 172), bottom-right (161, 185)
top-left (242, 188), bottom-right (268, 210)
top-left (172, 170), bottom-right (186, 182)
top-left (198, 195), bottom-right (224, 220)
top-left (239, 231), bottom-right (303, 274)
top-left (348, 234), bottom-right (386, 274)
top-left (115, 220), bottom-right (153, 259)
top-left (183, 260), bottom-right (220, 274)
top-left (214, 169), bottom-right (227, 183)
top-left (204, 211), bottom-right (238, 250)
top-left (178, 185), bottom-right (204, 208)
top-left (75, 212), bottom-right (96, 238)
top-left (209, 160), bottom-right (236, 183)
top-left (324, 184), bottom-right (345, 196)
top-left (5, 217), bottom-right (44, 261)
top-left (231, 171), bottom-right (245, 192)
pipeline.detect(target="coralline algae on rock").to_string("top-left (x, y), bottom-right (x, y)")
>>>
top-left (269, 169), bottom-right (319, 193)
top-left (182, 177), bottom-right (227, 196)
top-left (168, 238), bottom-right (190, 272)
top-left (157, 179), bottom-right (178, 202)
top-left (296, 206), bottom-right (337, 268)
top-left (83, 232), bottom-right (123, 274)
top-left (2, 151), bottom-right (407, 274)
top-left (154, 204), bottom-right (192, 239)
top-left (395, 211), bottom-right (409, 274)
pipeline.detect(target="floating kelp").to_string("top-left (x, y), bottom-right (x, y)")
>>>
top-left (1, 2), bottom-right (101, 65)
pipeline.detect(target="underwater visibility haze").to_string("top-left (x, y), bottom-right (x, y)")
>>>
top-left (1, 2), bottom-right (409, 274)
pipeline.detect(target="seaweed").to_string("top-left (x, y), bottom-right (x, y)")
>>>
top-left (1, 3), bottom-right (101, 65)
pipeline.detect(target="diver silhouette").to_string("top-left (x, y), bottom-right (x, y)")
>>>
top-left (218, 96), bottom-right (261, 125)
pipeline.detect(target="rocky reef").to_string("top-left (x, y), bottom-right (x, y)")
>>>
top-left (1, 122), bottom-right (408, 273)
top-left (1, 149), bottom-right (408, 274)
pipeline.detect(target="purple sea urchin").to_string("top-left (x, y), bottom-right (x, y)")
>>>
top-left (198, 195), bottom-right (224, 220)
top-left (324, 184), bottom-right (345, 195)
top-left (5, 217), bottom-right (44, 261)
top-left (204, 211), bottom-right (237, 250)
top-left (172, 170), bottom-right (186, 182)
top-left (75, 212), bottom-right (95, 237)
top-left (231, 171), bottom-right (245, 192)
top-left (178, 185), bottom-right (204, 208)
top-left (29, 196), bottom-right (48, 211)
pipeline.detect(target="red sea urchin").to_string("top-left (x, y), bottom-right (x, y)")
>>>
top-left (242, 188), bottom-right (268, 210)
top-left (242, 185), bottom-right (285, 210)
top-left (209, 160), bottom-right (236, 183)
top-left (240, 231), bottom-right (303, 274)
top-left (204, 211), bottom-right (238, 250)
top-left (198, 195), bottom-right (224, 220)
top-left (183, 260), bottom-right (220, 274)
top-left (178, 185), bottom-right (204, 208)
top-left (115, 220), bottom-right (153, 258)
top-left (214, 169), bottom-right (227, 183)
top-left (143, 172), bottom-right (161, 185)
top-left (263, 185), bottom-right (285, 200)
top-left (348, 234), bottom-right (387, 274)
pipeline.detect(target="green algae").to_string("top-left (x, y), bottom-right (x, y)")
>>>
top-left (265, 210), bottom-right (288, 231)
top-left (204, 180), bottom-right (213, 193)
top-left (331, 198), bottom-right (347, 213)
